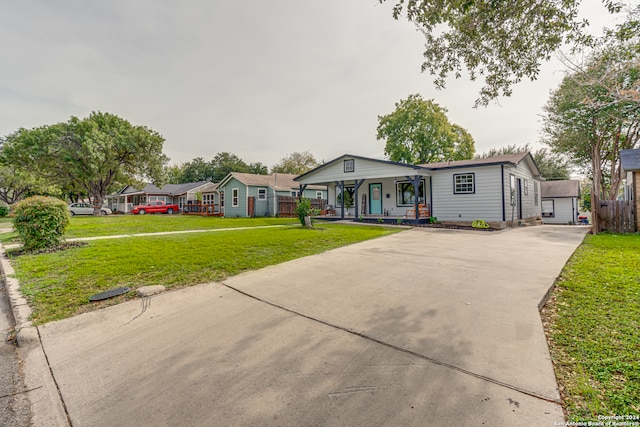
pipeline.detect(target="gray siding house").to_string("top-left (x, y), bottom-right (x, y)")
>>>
top-left (106, 181), bottom-right (218, 213)
top-left (620, 149), bottom-right (640, 232)
top-left (295, 153), bottom-right (543, 228)
top-left (217, 172), bottom-right (327, 217)
top-left (540, 180), bottom-right (581, 224)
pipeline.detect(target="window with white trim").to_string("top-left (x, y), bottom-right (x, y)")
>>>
top-left (534, 181), bottom-right (539, 205)
top-left (232, 188), bottom-right (239, 207)
top-left (257, 188), bottom-right (267, 200)
top-left (202, 193), bottom-right (214, 204)
top-left (542, 200), bottom-right (554, 217)
top-left (220, 192), bottom-right (224, 207)
top-left (291, 191), bottom-right (300, 197)
top-left (344, 159), bottom-right (354, 172)
top-left (316, 191), bottom-right (323, 199)
top-left (454, 173), bottom-right (475, 194)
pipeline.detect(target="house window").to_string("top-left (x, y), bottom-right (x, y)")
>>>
top-left (454, 173), bottom-right (475, 194)
top-left (523, 179), bottom-right (529, 195)
top-left (396, 180), bottom-right (425, 206)
top-left (258, 188), bottom-right (267, 200)
top-left (542, 200), bottom-right (554, 217)
top-left (220, 192), bottom-right (224, 208)
top-left (534, 181), bottom-right (539, 205)
top-left (316, 191), bottom-right (323, 199)
top-left (232, 188), bottom-right (239, 207)
top-left (291, 191), bottom-right (300, 197)
top-left (202, 193), bottom-right (214, 204)
top-left (336, 185), bottom-right (355, 207)
top-left (510, 174), bottom-right (516, 206)
top-left (344, 159), bottom-right (355, 173)
top-left (178, 196), bottom-right (186, 208)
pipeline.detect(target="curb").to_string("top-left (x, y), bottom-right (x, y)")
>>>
top-left (0, 244), bottom-right (70, 427)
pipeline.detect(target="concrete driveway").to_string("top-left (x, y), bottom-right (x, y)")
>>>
top-left (35, 225), bottom-right (586, 426)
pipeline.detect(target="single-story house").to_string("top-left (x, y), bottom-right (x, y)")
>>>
top-left (540, 180), bottom-right (581, 224)
top-left (106, 181), bottom-right (218, 213)
top-left (217, 172), bottom-right (327, 217)
top-left (294, 153), bottom-right (543, 228)
top-left (620, 148), bottom-right (640, 231)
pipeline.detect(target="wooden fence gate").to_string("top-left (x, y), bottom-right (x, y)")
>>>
top-left (597, 200), bottom-right (635, 233)
top-left (277, 196), bottom-right (327, 218)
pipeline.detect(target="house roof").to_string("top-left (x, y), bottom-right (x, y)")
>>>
top-left (541, 180), bottom-right (580, 198)
top-left (294, 153), bottom-right (429, 182)
top-left (220, 172), bottom-right (326, 191)
top-left (620, 149), bottom-right (640, 172)
top-left (421, 152), bottom-right (526, 169)
top-left (109, 181), bottom-right (216, 197)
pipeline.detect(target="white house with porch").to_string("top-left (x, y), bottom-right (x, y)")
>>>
top-left (294, 153), bottom-right (543, 228)
top-left (106, 181), bottom-right (218, 213)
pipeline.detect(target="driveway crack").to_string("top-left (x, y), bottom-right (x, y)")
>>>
top-left (221, 281), bottom-right (562, 406)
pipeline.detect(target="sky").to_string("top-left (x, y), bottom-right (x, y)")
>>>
top-left (0, 0), bottom-right (624, 170)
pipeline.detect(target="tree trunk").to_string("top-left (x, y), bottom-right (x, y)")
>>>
top-left (591, 145), bottom-right (602, 234)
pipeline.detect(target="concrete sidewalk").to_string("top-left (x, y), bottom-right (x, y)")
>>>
top-left (26, 225), bottom-right (585, 426)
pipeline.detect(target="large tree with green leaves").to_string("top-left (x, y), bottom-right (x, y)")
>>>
top-left (380, 0), bottom-right (623, 106)
top-left (377, 94), bottom-right (475, 164)
top-left (271, 151), bottom-right (319, 175)
top-left (542, 16), bottom-right (640, 232)
top-left (1, 112), bottom-right (168, 214)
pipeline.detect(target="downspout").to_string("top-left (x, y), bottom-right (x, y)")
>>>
top-left (501, 165), bottom-right (506, 222)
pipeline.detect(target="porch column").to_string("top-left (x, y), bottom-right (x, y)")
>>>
top-left (406, 175), bottom-right (422, 221)
top-left (335, 181), bottom-right (345, 219)
top-left (353, 179), bottom-right (365, 219)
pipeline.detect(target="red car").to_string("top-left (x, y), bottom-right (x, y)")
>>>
top-left (131, 201), bottom-right (180, 215)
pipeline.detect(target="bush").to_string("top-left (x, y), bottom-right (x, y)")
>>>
top-left (12, 196), bottom-right (70, 251)
top-left (0, 206), bottom-right (8, 217)
top-left (295, 198), bottom-right (320, 227)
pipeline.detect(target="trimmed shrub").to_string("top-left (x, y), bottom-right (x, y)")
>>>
top-left (0, 206), bottom-right (8, 217)
top-left (295, 197), bottom-right (320, 227)
top-left (12, 196), bottom-right (70, 251)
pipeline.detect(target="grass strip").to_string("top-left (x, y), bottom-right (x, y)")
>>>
top-left (542, 233), bottom-right (640, 420)
top-left (9, 223), bottom-right (400, 324)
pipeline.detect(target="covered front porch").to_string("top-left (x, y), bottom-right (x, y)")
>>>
top-left (295, 155), bottom-right (432, 223)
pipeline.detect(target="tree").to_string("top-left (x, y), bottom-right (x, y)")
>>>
top-left (542, 23), bottom-right (640, 232)
top-left (0, 162), bottom-right (61, 205)
top-left (1, 112), bottom-right (168, 214)
top-left (476, 144), bottom-right (570, 180)
top-left (377, 94), bottom-right (475, 164)
top-left (380, 0), bottom-right (623, 107)
top-left (271, 151), bottom-right (319, 175)
top-left (210, 152), bottom-right (250, 182)
top-left (248, 162), bottom-right (269, 175)
top-left (178, 157), bottom-right (215, 183)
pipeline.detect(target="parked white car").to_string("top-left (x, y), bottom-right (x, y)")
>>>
top-left (68, 203), bottom-right (112, 216)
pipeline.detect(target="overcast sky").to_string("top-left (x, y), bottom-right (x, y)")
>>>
top-left (0, 1), bottom-right (623, 169)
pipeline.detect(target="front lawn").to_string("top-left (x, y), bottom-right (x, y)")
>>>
top-left (0, 214), bottom-right (298, 244)
top-left (9, 223), bottom-right (400, 324)
top-left (542, 233), bottom-right (640, 420)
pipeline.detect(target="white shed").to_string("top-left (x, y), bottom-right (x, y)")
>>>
top-left (540, 180), bottom-right (580, 224)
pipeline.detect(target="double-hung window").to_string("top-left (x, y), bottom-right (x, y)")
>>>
top-left (257, 188), bottom-right (267, 200)
top-left (232, 188), bottom-right (239, 207)
top-left (454, 173), bottom-right (475, 194)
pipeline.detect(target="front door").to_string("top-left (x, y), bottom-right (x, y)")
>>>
top-left (369, 183), bottom-right (382, 215)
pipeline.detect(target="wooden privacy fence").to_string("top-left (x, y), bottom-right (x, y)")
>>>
top-left (277, 196), bottom-right (327, 218)
top-left (598, 200), bottom-right (635, 233)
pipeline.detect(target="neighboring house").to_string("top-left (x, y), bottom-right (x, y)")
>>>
top-left (106, 181), bottom-right (218, 213)
top-left (294, 153), bottom-right (543, 228)
top-left (217, 172), bottom-right (327, 217)
top-left (620, 148), bottom-right (640, 232)
top-left (540, 180), bottom-right (581, 224)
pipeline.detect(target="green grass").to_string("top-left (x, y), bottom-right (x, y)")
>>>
top-left (543, 233), bottom-right (640, 420)
top-left (0, 215), bottom-right (298, 244)
top-left (9, 223), bottom-right (400, 324)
